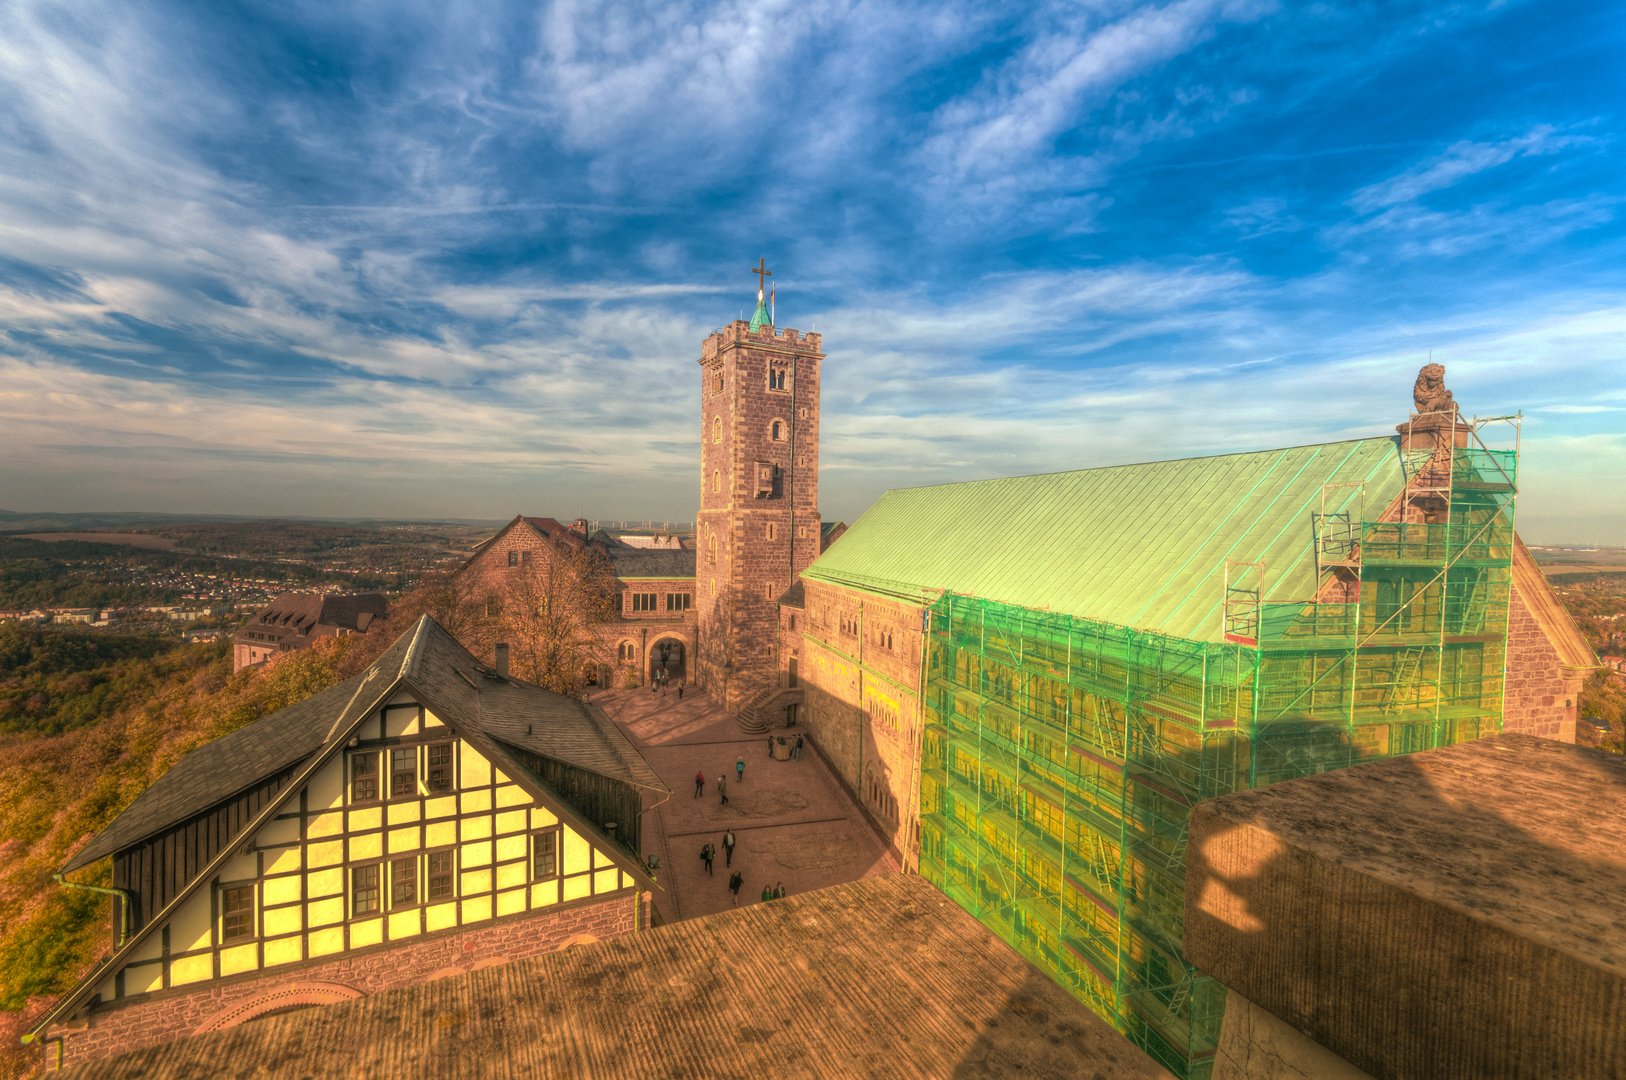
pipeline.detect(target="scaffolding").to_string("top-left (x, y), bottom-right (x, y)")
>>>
top-left (917, 423), bottom-right (1517, 1079)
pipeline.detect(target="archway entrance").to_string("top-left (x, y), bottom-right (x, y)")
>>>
top-left (650, 638), bottom-right (687, 685)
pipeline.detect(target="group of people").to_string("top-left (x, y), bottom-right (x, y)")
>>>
top-left (694, 756), bottom-right (746, 804)
top-left (651, 666), bottom-right (681, 697)
top-left (698, 829), bottom-right (788, 905)
top-left (680, 724), bottom-right (808, 910)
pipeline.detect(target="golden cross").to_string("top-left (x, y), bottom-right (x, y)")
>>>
top-left (749, 257), bottom-right (772, 292)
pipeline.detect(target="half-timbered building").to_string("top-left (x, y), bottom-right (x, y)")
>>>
top-left (30, 616), bottom-right (666, 1071)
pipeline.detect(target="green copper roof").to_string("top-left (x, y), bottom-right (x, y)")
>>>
top-left (749, 292), bottom-right (772, 331)
top-left (802, 437), bottom-right (1407, 642)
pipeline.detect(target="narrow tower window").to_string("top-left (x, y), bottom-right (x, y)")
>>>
top-left (712, 416), bottom-right (722, 443)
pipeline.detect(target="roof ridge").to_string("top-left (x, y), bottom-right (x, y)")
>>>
top-left (874, 434), bottom-right (1397, 495)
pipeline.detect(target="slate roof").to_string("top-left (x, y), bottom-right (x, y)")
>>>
top-left (232, 591), bottom-right (387, 652)
top-left (64, 617), bottom-right (666, 873)
top-left (611, 549), bottom-right (695, 580)
top-left (776, 580), bottom-right (805, 609)
top-left (56, 875), bottom-right (1174, 1080)
top-left (802, 438), bottom-right (1409, 642)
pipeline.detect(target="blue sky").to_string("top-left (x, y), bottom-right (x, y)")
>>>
top-left (0, 0), bottom-right (1622, 542)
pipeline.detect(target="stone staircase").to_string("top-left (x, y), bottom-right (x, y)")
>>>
top-left (736, 684), bottom-right (805, 734)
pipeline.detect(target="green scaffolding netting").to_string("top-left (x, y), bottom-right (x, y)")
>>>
top-left (917, 445), bottom-right (1516, 1080)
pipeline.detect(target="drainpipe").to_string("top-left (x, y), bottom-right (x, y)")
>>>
top-left (53, 874), bottom-right (133, 948)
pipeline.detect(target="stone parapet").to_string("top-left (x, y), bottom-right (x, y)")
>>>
top-left (1184, 733), bottom-right (1626, 1080)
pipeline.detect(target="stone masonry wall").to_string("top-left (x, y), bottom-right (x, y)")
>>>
top-left (455, 519), bottom-right (697, 688)
top-left (1504, 581), bottom-right (1580, 742)
top-left (49, 891), bottom-right (649, 1072)
top-left (796, 580), bottom-right (925, 869)
top-left (696, 322), bottom-right (822, 711)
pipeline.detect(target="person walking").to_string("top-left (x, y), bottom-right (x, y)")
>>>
top-left (761, 884), bottom-right (772, 903)
top-left (793, 734), bottom-right (804, 761)
top-left (736, 756), bottom-right (745, 784)
top-left (677, 682), bottom-right (684, 700)
top-left (766, 735), bottom-right (774, 759)
top-left (728, 870), bottom-right (743, 904)
top-left (722, 829), bottom-right (736, 867)
top-left (694, 770), bottom-right (705, 798)
top-left (701, 842), bottom-right (715, 875)
top-left (717, 775), bottom-right (728, 805)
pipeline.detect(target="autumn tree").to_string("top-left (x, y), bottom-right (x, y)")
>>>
top-left (493, 541), bottom-right (619, 696)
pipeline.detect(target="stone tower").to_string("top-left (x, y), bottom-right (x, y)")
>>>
top-left (695, 276), bottom-right (823, 710)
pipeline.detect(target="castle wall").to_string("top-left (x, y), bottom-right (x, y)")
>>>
top-left (1503, 581), bottom-right (1581, 742)
top-left (795, 580), bottom-right (925, 870)
top-left (454, 520), bottom-right (698, 688)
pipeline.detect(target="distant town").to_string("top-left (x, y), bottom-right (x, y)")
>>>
top-left (0, 518), bottom-right (701, 642)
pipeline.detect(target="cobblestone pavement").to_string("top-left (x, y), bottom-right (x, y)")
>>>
top-left (589, 685), bottom-right (896, 925)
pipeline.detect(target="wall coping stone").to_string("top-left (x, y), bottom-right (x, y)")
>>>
top-left (1184, 732), bottom-right (1626, 1080)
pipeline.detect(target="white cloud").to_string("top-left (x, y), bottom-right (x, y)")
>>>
top-left (1349, 125), bottom-right (1592, 213)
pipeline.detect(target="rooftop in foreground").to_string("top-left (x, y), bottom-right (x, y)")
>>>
top-left (61, 874), bottom-right (1173, 1080)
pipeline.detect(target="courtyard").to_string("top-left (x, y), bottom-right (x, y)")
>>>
top-left (589, 686), bottom-right (896, 924)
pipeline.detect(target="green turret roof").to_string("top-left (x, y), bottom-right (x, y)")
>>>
top-left (749, 291), bottom-right (772, 331)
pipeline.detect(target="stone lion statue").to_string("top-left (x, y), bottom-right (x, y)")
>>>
top-left (1412, 363), bottom-right (1454, 416)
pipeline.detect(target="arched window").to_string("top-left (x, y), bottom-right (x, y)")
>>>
top-left (617, 642), bottom-right (636, 662)
top-left (707, 535), bottom-right (717, 563)
top-left (711, 416), bottom-right (722, 443)
top-left (711, 470), bottom-right (721, 493)
top-left (770, 420), bottom-right (783, 441)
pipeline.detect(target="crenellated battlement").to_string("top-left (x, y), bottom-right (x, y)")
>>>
top-left (700, 320), bottom-right (822, 361)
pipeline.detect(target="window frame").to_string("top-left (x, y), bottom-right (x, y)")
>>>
top-left (389, 745), bottom-right (418, 800)
top-left (507, 550), bottom-right (519, 567)
top-left (351, 862), bottom-right (382, 918)
top-left (531, 827), bottom-right (562, 882)
top-left (426, 742), bottom-right (454, 795)
top-left (349, 750), bottom-right (380, 805)
top-left (220, 882), bottom-right (256, 943)
top-left (665, 592), bottom-right (692, 612)
top-left (427, 848), bottom-right (456, 902)
top-left (390, 855), bottom-right (420, 911)
top-left (630, 592), bottom-right (658, 613)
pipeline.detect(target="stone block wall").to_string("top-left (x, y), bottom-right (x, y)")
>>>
top-left (454, 519), bottom-right (698, 688)
top-left (47, 890), bottom-right (649, 1072)
top-left (794, 580), bottom-right (925, 869)
top-left (1504, 581), bottom-right (1580, 742)
top-left (696, 322), bottom-right (822, 711)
